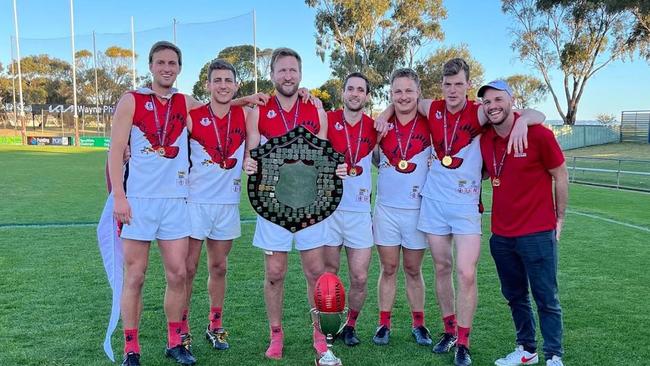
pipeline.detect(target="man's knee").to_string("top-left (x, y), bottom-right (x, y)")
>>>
top-left (350, 270), bottom-right (368, 289)
top-left (266, 263), bottom-right (287, 284)
top-left (124, 268), bottom-right (147, 291)
top-left (457, 266), bottom-right (477, 289)
top-left (209, 260), bottom-right (228, 278)
top-left (433, 256), bottom-right (453, 277)
top-left (165, 265), bottom-right (188, 288)
top-left (404, 262), bottom-right (423, 279)
top-left (186, 262), bottom-right (198, 281)
top-left (380, 262), bottom-right (398, 277)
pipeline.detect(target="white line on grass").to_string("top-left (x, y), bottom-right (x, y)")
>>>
top-left (566, 209), bottom-right (650, 233)
top-left (1, 212), bottom-right (647, 234)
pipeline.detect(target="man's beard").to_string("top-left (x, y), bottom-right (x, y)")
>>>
top-left (274, 81), bottom-right (299, 97)
top-left (344, 100), bottom-right (363, 112)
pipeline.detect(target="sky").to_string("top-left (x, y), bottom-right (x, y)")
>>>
top-left (1, 0), bottom-right (649, 122)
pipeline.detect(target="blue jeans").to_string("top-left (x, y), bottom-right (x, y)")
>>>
top-left (489, 230), bottom-right (564, 359)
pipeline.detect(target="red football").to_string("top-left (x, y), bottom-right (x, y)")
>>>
top-left (314, 272), bottom-right (346, 313)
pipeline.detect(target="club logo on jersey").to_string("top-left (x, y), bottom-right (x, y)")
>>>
top-left (200, 117), bottom-right (211, 126)
top-left (436, 110), bottom-right (443, 120)
top-left (334, 121), bottom-right (344, 131)
top-left (267, 110), bottom-right (277, 119)
top-left (145, 101), bottom-right (154, 111)
top-left (388, 122), bottom-right (395, 130)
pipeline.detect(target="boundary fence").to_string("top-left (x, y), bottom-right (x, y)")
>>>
top-left (567, 156), bottom-right (650, 192)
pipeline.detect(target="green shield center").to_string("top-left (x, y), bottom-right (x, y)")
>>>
top-left (275, 161), bottom-right (318, 209)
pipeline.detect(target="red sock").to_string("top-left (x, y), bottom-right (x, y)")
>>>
top-left (346, 309), bottom-right (360, 328)
top-left (457, 326), bottom-right (471, 347)
top-left (167, 321), bottom-right (183, 348)
top-left (209, 306), bottom-right (223, 330)
top-left (123, 328), bottom-right (140, 354)
top-left (443, 314), bottom-right (457, 335)
top-left (412, 311), bottom-right (425, 328)
top-left (180, 308), bottom-right (189, 334)
top-left (379, 311), bottom-right (391, 328)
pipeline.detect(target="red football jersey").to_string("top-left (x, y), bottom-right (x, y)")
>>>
top-left (258, 97), bottom-right (321, 139)
top-left (326, 110), bottom-right (377, 165)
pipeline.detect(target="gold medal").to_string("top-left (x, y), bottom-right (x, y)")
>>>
top-left (398, 160), bottom-right (409, 170)
top-left (157, 147), bottom-right (166, 156)
top-left (442, 155), bottom-right (452, 167)
top-left (349, 167), bottom-right (357, 177)
top-left (492, 177), bottom-right (501, 187)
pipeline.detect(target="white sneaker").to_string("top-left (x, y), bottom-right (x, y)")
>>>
top-left (495, 345), bottom-right (539, 366)
top-left (546, 356), bottom-right (564, 366)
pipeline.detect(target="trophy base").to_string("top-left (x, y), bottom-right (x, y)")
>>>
top-left (315, 349), bottom-right (342, 366)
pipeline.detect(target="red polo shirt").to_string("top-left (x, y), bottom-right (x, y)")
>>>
top-left (480, 115), bottom-right (565, 237)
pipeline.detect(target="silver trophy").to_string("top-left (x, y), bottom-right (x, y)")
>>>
top-left (310, 307), bottom-right (348, 366)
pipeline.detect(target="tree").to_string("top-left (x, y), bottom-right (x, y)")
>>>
top-left (306, 0), bottom-right (447, 102)
top-left (192, 45), bottom-right (274, 102)
top-left (503, 0), bottom-right (642, 124)
top-left (596, 112), bottom-right (617, 124)
top-left (317, 78), bottom-right (343, 111)
top-left (8, 55), bottom-right (73, 105)
top-left (536, 0), bottom-right (650, 59)
top-left (415, 44), bottom-right (484, 100)
top-left (504, 74), bottom-right (548, 109)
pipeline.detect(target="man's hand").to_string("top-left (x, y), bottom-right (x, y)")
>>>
top-left (298, 88), bottom-right (323, 109)
top-left (374, 104), bottom-right (394, 138)
top-left (555, 217), bottom-right (564, 241)
top-left (507, 120), bottom-right (528, 155)
top-left (243, 157), bottom-right (258, 175)
top-left (374, 116), bottom-right (390, 137)
top-left (113, 195), bottom-right (132, 225)
top-left (335, 163), bottom-right (348, 179)
top-left (122, 146), bottom-right (131, 163)
top-left (246, 93), bottom-right (270, 106)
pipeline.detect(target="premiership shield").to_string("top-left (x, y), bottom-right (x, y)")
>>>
top-left (248, 126), bottom-right (345, 232)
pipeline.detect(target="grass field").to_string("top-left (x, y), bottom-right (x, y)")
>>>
top-left (1, 144), bottom-right (649, 366)
top-left (563, 143), bottom-right (650, 191)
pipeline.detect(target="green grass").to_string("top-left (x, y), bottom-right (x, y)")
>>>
top-left (562, 142), bottom-right (650, 191)
top-left (1, 144), bottom-right (650, 365)
top-left (564, 142), bottom-right (650, 160)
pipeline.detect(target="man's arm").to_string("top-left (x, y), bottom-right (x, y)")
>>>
top-left (185, 94), bottom-right (203, 110)
top-left (478, 105), bottom-right (546, 155)
top-left (232, 93), bottom-right (270, 107)
top-left (243, 107), bottom-right (261, 175)
top-left (108, 93), bottom-right (135, 224)
top-left (549, 162), bottom-right (569, 241)
top-left (371, 145), bottom-right (380, 168)
top-left (417, 98), bottom-right (433, 119)
top-left (508, 108), bottom-right (546, 154)
top-left (317, 108), bottom-right (328, 140)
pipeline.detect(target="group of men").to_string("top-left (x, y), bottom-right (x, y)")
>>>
top-left (107, 40), bottom-right (569, 366)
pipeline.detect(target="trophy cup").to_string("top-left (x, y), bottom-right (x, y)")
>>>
top-left (311, 272), bottom-right (347, 366)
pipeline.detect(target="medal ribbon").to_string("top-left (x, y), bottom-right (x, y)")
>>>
top-left (150, 95), bottom-right (173, 147)
top-left (394, 115), bottom-right (418, 161)
top-left (342, 116), bottom-right (364, 166)
top-left (207, 104), bottom-right (231, 162)
top-left (442, 101), bottom-right (467, 157)
top-left (275, 96), bottom-right (300, 133)
top-left (492, 142), bottom-right (508, 180)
